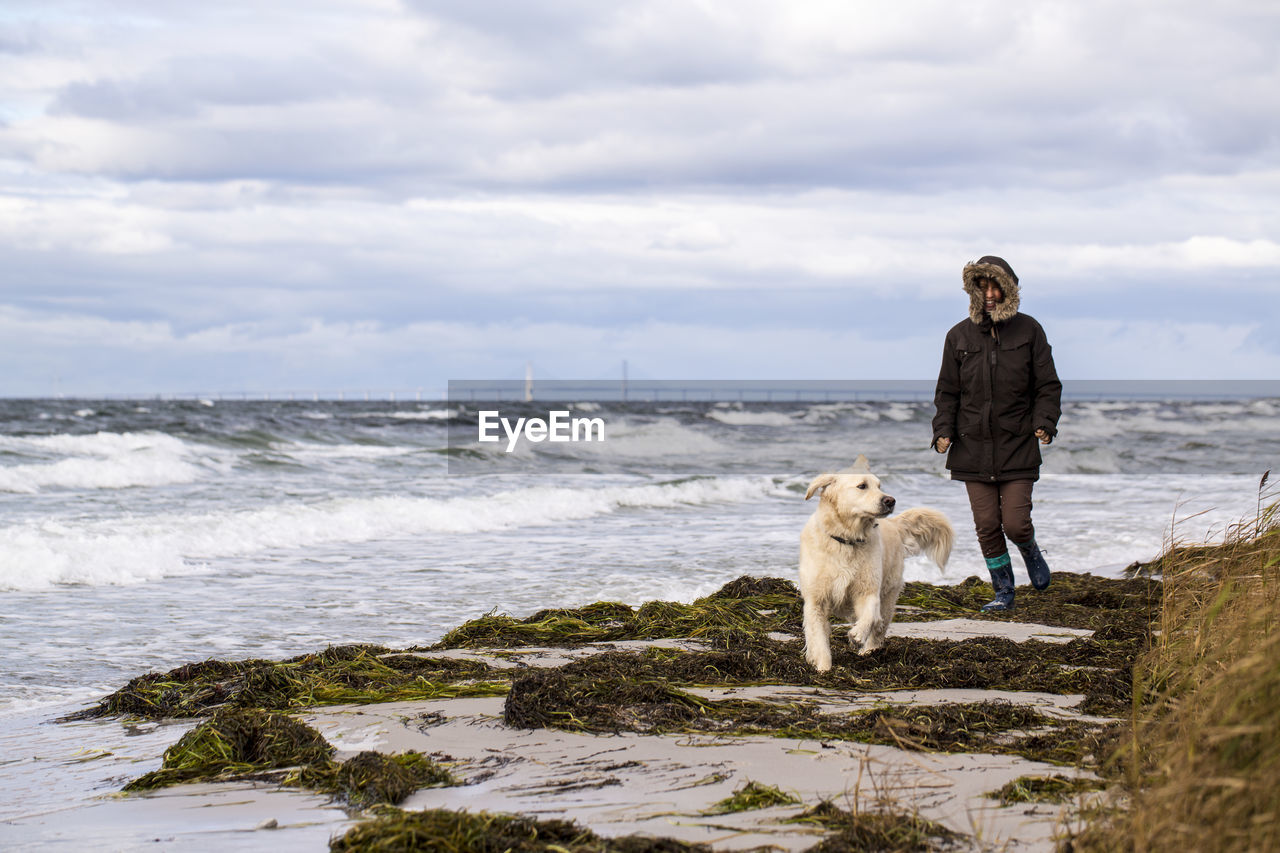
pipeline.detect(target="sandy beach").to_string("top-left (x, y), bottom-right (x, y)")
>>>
top-left (3, 575), bottom-right (1143, 852)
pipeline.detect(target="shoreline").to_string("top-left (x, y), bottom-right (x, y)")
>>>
top-left (3, 571), bottom-right (1156, 852)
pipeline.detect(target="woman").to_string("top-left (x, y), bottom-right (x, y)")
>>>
top-left (931, 256), bottom-right (1061, 612)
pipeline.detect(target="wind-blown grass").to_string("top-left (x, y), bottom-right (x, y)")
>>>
top-left (1071, 482), bottom-right (1280, 852)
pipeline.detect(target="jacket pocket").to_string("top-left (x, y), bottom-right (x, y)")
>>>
top-left (996, 412), bottom-right (1031, 436)
top-left (957, 348), bottom-right (983, 387)
top-left (997, 340), bottom-right (1032, 391)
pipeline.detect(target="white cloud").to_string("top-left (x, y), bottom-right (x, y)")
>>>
top-left (0, 2), bottom-right (1277, 391)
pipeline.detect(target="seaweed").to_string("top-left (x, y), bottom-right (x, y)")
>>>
top-left (125, 706), bottom-right (333, 791)
top-left (785, 801), bottom-right (962, 852)
top-left (328, 808), bottom-right (713, 852)
top-left (703, 780), bottom-right (800, 815)
top-left (497, 627), bottom-right (1140, 717)
top-left (124, 707), bottom-right (457, 806)
top-left (505, 669), bottom-right (1106, 766)
top-left (298, 750), bottom-right (458, 808)
top-left (65, 645), bottom-right (509, 721)
top-left (898, 572), bottom-right (1161, 633)
top-left (987, 774), bottom-right (1107, 805)
top-left (433, 581), bottom-right (805, 650)
top-left (72, 575), bottom-right (1153, 724)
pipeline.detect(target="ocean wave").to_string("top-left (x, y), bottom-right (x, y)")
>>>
top-left (348, 409), bottom-right (456, 420)
top-left (0, 432), bottom-right (215, 494)
top-left (0, 476), bottom-right (786, 591)
top-left (281, 442), bottom-right (421, 462)
top-left (534, 417), bottom-right (724, 458)
top-left (705, 410), bottom-right (796, 427)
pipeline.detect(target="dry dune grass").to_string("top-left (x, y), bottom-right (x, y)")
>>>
top-left (1073, 478), bottom-right (1280, 852)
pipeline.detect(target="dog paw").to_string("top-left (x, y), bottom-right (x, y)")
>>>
top-left (858, 642), bottom-right (881, 656)
top-left (806, 652), bottom-right (832, 672)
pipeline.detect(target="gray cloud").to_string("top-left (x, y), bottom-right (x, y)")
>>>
top-left (1, 1), bottom-right (1278, 392)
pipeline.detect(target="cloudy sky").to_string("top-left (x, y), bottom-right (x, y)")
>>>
top-left (2, 1), bottom-right (1278, 395)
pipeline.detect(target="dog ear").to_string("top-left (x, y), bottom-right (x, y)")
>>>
top-left (805, 473), bottom-right (837, 500)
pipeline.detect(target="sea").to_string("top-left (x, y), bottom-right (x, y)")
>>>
top-left (1, 394), bottom-right (1276, 848)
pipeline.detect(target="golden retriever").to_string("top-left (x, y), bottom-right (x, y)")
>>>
top-left (799, 455), bottom-right (954, 671)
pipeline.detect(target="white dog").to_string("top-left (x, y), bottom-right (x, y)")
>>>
top-left (799, 455), bottom-right (954, 671)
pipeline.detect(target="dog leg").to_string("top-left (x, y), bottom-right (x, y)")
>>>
top-left (803, 601), bottom-right (833, 672)
top-left (863, 588), bottom-right (899, 653)
top-left (848, 594), bottom-right (882, 655)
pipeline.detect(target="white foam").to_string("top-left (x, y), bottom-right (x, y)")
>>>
top-left (348, 409), bottom-right (455, 420)
top-left (0, 476), bottom-right (785, 591)
top-left (282, 442), bottom-right (418, 462)
top-left (0, 432), bottom-right (214, 494)
top-left (705, 410), bottom-right (796, 427)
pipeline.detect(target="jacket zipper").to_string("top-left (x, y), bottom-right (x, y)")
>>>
top-left (987, 325), bottom-right (999, 480)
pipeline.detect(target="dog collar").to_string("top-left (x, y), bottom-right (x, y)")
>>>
top-left (830, 522), bottom-right (878, 547)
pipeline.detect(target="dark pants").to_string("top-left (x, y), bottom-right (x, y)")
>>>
top-left (964, 480), bottom-right (1035, 559)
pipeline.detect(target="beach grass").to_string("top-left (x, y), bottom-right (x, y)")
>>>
top-left (1070, 484), bottom-right (1280, 852)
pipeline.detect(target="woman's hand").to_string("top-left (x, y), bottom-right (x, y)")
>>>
top-left (934, 437), bottom-right (951, 453)
top-left (1035, 428), bottom-right (1052, 445)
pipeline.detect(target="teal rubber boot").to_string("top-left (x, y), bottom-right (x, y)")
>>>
top-left (981, 552), bottom-right (1016, 612)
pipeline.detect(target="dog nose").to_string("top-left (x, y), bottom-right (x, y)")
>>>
top-left (882, 496), bottom-right (896, 510)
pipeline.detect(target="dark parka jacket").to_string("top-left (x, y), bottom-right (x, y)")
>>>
top-left (931, 256), bottom-right (1062, 482)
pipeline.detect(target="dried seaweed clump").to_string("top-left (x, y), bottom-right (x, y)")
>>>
top-left (786, 801), bottom-right (963, 852)
top-left (987, 774), bottom-right (1107, 805)
top-left (329, 808), bottom-right (713, 852)
top-left (66, 644), bottom-right (507, 721)
top-left (125, 707), bottom-right (334, 791)
top-left (300, 750), bottom-right (457, 808)
top-left (124, 707), bottom-right (456, 807)
top-left (703, 780), bottom-right (799, 815)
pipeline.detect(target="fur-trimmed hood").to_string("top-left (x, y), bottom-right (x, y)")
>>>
top-left (962, 255), bottom-right (1020, 325)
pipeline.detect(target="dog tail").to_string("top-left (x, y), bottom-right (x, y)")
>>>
top-left (895, 508), bottom-right (954, 569)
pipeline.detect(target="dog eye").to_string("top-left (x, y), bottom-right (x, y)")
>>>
top-left (857, 483), bottom-right (867, 490)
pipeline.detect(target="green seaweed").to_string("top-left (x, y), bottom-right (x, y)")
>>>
top-left (504, 669), bottom-right (1109, 766)
top-left (125, 706), bottom-right (333, 791)
top-left (898, 572), bottom-right (1161, 633)
top-left (785, 801), bottom-right (962, 851)
top-left (987, 774), bottom-right (1107, 805)
top-left (66, 645), bottom-right (509, 721)
top-left (703, 780), bottom-right (800, 814)
top-left (125, 707), bottom-right (457, 806)
top-left (328, 808), bottom-right (714, 852)
top-left (298, 750), bottom-right (458, 808)
top-left (433, 586), bottom-right (805, 650)
top-left (71, 575), bottom-right (1154, 725)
